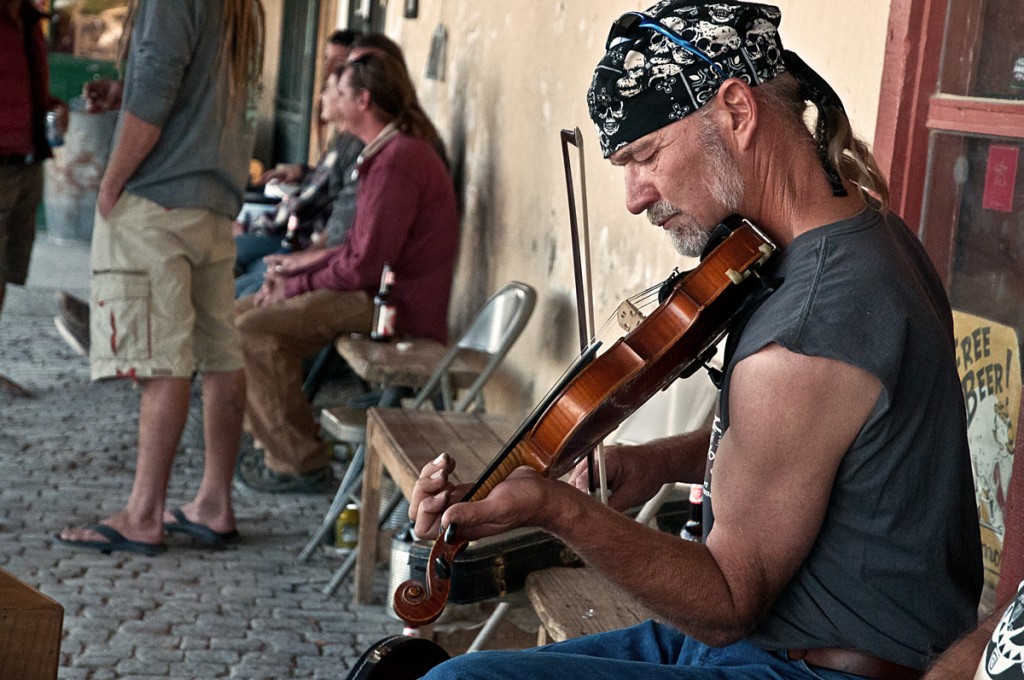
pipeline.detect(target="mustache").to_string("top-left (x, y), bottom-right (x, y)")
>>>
top-left (647, 201), bottom-right (680, 226)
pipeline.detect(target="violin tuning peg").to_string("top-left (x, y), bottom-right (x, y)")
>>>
top-left (726, 268), bottom-right (746, 285)
top-left (443, 524), bottom-right (458, 544)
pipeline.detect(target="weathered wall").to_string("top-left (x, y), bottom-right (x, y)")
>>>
top-left (337, 1), bottom-right (891, 418)
top-left (253, 0), bottom-right (284, 165)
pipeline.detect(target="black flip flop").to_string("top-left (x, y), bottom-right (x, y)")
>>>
top-left (164, 507), bottom-right (239, 547)
top-left (55, 522), bottom-right (165, 556)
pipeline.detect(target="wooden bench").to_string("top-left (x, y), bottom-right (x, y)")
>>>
top-left (335, 334), bottom-right (487, 393)
top-left (525, 567), bottom-right (653, 645)
top-left (356, 407), bottom-right (517, 604)
top-left (0, 569), bottom-right (63, 680)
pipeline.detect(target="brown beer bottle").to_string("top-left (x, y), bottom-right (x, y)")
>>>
top-left (680, 484), bottom-right (703, 543)
top-left (370, 264), bottom-right (397, 342)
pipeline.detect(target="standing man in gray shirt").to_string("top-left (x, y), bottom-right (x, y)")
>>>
top-left (57, 0), bottom-right (265, 555)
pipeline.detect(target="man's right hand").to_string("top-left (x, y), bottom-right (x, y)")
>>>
top-left (83, 80), bottom-right (123, 113)
top-left (567, 444), bottom-right (663, 512)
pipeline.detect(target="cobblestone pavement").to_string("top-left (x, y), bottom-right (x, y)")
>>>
top-left (0, 238), bottom-right (422, 679)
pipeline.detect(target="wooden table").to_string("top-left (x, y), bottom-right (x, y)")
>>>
top-left (355, 407), bottom-right (517, 604)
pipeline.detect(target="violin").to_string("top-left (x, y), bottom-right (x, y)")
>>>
top-left (392, 218), bottom-right (776, 627)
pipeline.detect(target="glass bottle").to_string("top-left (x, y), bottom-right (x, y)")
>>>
top-left (680, 484), bottom-right (703, 543)
top-left (370, 264), bottom-right (397, 342)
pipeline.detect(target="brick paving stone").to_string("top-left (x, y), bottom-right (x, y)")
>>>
top-left (116, 659), bottom-right (171, 676)
top-left (0, 240), bottom-right (537, 679)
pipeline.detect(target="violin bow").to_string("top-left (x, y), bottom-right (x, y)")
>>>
top-left (560, 127), bottom-right (609, 505)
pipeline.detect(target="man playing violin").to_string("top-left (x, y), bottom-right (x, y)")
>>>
top-left (410, 2), bottom-right (982, 679)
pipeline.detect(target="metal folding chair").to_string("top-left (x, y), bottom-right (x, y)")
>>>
top-left (298, 282), bottom-right (538, 589)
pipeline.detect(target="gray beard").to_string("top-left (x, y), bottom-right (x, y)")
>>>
top-left (656, 115), bottom-right (745, 258)
top-left (668, 218), bottom-right (712, 258)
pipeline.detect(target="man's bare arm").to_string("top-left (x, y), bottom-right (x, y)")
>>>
top-left (98, 112), bottom-right (161, 218)
top-left (439, 344), bottom-right (882, 643)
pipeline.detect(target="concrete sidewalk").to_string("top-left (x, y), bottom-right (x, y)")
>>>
top-left (0, 236), bottom-right (535, 679)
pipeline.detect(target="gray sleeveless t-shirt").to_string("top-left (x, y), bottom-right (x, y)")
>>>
top-left (705, 206), bottom-right (982, 669)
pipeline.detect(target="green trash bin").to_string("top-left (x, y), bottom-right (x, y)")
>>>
top-left (47, 52), bottom-right (119, 103)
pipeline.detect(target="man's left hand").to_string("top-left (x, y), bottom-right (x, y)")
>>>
top-left (439, 468), bottom-right (561, 541)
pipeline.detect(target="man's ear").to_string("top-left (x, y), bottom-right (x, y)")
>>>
top-left (714, 78), bottom-right (757, 151)
top-left (357, 88), bottom-right (372, 111)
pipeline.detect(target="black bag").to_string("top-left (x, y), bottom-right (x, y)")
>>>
top-left (389, 526), bottom-right (581, 605)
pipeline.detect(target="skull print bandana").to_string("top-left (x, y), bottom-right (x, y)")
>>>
top-left (587, 1), bottom-right (786, 158)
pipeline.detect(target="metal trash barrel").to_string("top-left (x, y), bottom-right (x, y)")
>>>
top-left (44, 110), bottom-right (118, 244)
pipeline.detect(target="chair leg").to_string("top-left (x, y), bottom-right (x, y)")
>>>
top-left (297, 444), bottom-right (366, 561)
top-left (302, 343), bottom-right (340, 401)
top-left (322, 490), bottom-right (404, 596)
top-left (466, 602), bottom-right (513, 653)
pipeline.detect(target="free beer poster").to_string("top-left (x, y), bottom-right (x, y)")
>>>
top-left (954, 310), bottom-right (1022, 608)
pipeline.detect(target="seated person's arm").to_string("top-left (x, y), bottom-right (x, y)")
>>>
top-left (263, 246), bottom-right (341, 276)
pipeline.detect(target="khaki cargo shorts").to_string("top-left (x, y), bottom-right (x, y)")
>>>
top-left (89, 193), bottom-right (243, 380)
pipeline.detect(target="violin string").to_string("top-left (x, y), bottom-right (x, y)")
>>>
top-left (628, 281), bottom-right (664, 305)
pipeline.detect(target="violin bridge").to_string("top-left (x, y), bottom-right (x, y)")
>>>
top-left (616, 300), bottom-right (645, 332)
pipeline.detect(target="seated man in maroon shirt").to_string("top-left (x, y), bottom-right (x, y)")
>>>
top-left (234, 51), bottom-right (459, 493)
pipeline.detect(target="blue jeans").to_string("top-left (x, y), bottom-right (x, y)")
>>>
top-left (423, 621), bottom-right (866, 680)
top-left (234, 232), bottom-right (288, 298)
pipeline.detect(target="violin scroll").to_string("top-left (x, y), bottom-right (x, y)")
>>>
top-left (392, 528), bottom-right (468, 627)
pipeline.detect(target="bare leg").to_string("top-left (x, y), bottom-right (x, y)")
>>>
top-left (59, 377), bottom-right (190, 545)
top-left (172, 369), bottom-right (245, 534)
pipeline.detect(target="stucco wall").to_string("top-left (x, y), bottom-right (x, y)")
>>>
top-left (342, 1), bottom-right (891, 418)
top-left (253, 0), bottom-right (284, 165)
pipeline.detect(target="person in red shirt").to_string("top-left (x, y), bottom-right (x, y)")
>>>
top-left (0, 0), bottom-right (64, 396)
top-left (234, 51), bottom-right (459, 493)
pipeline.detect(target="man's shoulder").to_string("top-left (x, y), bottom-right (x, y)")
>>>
top-left (372, 134), bottom-right (448, 178)
top-left (380, 133), bottom-right (436, 156)
top-left (137, 0), bottom-right (205, 21)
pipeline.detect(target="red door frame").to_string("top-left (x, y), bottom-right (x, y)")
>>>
top-left (872, 0), bottom-right (948, 236)
top-left (874, 0), bottom-right (1024, 282)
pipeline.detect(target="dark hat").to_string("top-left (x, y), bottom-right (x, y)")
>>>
top-left (587, 1), bottom-right (786, 158)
